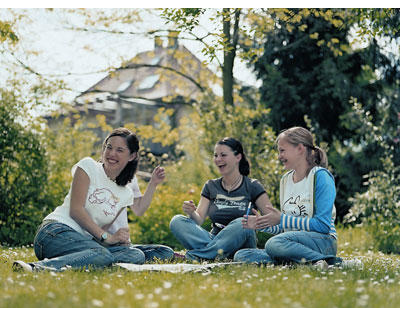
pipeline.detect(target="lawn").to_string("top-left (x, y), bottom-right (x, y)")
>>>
top-left (1, 226), bottom-right (400, 308)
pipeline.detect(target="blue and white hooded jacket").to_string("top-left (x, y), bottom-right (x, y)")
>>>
top-left (260, 166), bottom-right (337, 239)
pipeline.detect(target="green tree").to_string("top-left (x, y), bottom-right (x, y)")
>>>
top-left (254, 9), bottom-right (396, 142)
top-left (252, 8), bottom-right (400, 219)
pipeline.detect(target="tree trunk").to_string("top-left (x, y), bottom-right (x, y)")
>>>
top-left (222, 8), bottom-right (241, 106)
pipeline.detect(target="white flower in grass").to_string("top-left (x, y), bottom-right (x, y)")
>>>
top-left (163, 281), bottom-right (172, 289)
top-left (212, 283), bottom-right (219, 289)
top-left (28, 285), bottom-right (35, 291)
top-left (355, 287), bottom-right (365, 293)
top-left (115, 288), bottom-right (125, 296)
top-left (282, 276), bottom-right (289, 281)
top-left (302, 274), bottom-right (311, 278)
top-left (199, 285), bottom-right (207, 290)
top-left (154, 287), bottom-right (162, 294)
top-left (92, 299), bottom-right (104, 307)
top-left (47, 292), bottom-right (55, 299)
top-left (334, 279), bottom-right (343, 283)
top-left (135, 293), bottom-right (144, 300)
top-left (161, 295), bottom-right (170, 301)
top-left (147, 302), bottom-right (159, 308)
top-left (338, 286), bottom-right (346, 291)
top-left (357, 280), bottom-right (366, 284)
top-left (127, 282), bottom-right (133, 287)
top-left (103, 283), bottom-right (111, 289)
top-left (236, 279), bottom-right (243, 283)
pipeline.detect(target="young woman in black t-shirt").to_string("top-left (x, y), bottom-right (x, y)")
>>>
top-left (169, 137), bottom-right (273, 260)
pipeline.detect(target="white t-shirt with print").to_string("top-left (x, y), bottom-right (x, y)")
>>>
top-left (44, 157), bottom-right (142, 237)
top-left (281, 174), bottom-right (312, 218)
top-left (108, 176), bottom-right (142, 234)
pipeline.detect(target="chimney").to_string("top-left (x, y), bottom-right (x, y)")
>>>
top-left (154, 36), bottom-right (163, 51)
top-left (167, 31), bottom-right (179, 49)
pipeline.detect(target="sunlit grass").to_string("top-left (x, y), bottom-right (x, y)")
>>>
top-left (1, 226), bottom-right (400, 307)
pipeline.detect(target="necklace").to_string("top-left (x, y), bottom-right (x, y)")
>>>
top-left (222, 174), bottom-right (243, 193)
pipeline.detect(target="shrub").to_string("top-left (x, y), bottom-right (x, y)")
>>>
top-left (344, 155), bottom-right (400, 253)
top-left (42, 115), bottom-right (100, 210)
top-left (0, 91), bottom-right (48, 246)
top-left (129, 184), bottom-right (203, 250)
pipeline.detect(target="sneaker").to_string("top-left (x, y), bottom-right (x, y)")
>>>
top-left (312, 260), bottom-right (329, 271)
top-left (13, 260), bottom-right (34, 272)
top-left (341, 258), bottom-right (364, 270)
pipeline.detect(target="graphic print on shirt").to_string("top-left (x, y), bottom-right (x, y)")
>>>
top-left (283, 195), bottom-right (308, 217)
top-left (88, 188), bottom-right (120, 216)
top-left (215, 194), bottom-right (247, 211)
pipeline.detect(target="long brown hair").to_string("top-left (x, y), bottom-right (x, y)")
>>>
top-left (101, 128), bottom-right (139, 186)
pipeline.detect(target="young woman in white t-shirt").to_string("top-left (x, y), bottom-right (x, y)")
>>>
top-left (13, 128), bottom-right (173, 272)
top-left (234, 127), bottom-right (339, 268)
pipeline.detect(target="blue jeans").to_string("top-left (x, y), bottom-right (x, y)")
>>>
top-left (32, 222), bottom-right (174, 271)
top-left (234, 231), bottom-right (337, 264)
top-left (169, 215), bottom-right (256, 260)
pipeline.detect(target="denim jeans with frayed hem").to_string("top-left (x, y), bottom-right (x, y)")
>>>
top-left (234, 230), bottom-right (337, 265)
top-left (169, 215), bottom-right (256, 260)
top-left (32, 222), bottom-right (174, 271)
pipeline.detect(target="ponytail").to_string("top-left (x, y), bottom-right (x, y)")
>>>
top-left (239, 156), bottom-right (250, 176)
top-left (310, 146), bottom-right (328, 168)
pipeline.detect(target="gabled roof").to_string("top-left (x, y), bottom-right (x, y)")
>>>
top-left (77, 39), bottom-right (214, 108)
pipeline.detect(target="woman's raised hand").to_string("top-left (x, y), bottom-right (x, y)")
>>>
top-left (182, 200), bottom-right (196, 215)
top-left (150, 165), bottom-right (166, 186)
top-left (255, 206), bottom-right (281, 229)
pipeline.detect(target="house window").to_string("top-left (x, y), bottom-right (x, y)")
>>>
top-left (138, 74), bottom-right (160, 90)
top-left (150, 56), bottom-right (161, 65)
top-left (117, 79), bottom-right (134, 93)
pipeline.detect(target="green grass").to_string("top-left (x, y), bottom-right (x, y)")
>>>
top-left (1, 226), bottom-right (400, 307)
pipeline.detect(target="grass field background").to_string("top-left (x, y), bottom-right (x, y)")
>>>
top-left (1, 226), bottom-right (400, 308)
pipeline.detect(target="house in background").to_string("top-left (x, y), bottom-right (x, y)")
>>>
top-left (71, 32), bottom-right (215, 155)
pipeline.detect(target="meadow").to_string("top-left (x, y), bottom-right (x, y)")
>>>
top-left (1, 226), bottom-right (400, 308)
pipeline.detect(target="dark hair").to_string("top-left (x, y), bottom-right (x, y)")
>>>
top-left (101, 128), bottom-right (140, 186)
top-left (216, 137), bottom-right (250, 176)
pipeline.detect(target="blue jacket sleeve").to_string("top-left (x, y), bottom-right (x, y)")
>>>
top-left (310, 169), bottom-right (336, 233)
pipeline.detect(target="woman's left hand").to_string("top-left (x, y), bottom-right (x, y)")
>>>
top-left (242, 208), bottom-right (258, 229)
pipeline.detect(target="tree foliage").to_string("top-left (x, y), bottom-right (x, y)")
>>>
top-left (348, 8), bottom-right (400, 41)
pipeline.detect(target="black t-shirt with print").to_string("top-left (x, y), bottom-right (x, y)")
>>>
top-left (201, 176), bottom-right (266, 234)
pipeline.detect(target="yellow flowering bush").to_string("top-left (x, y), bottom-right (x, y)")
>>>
top-left (129, 184), bottom-right (205, 250)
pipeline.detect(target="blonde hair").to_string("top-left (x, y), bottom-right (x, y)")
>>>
top-left (277, 126), bottom-right (328, 168)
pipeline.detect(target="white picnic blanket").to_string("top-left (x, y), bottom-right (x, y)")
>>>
top-left (116, 262), bottom-right (241, 273)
